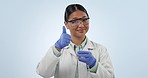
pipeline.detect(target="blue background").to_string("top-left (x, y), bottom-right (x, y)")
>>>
top-left (0, 0), bottom-right (148, 78)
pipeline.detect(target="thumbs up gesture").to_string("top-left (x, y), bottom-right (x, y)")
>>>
top-left (55, 26), bottom-right (71, 49)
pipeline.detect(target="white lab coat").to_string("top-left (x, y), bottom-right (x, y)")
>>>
top-left (36, 39), bottom-right (115, 78)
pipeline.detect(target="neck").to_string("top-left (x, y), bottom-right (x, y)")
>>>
top-left (71, 36), bottom-right (86, 46)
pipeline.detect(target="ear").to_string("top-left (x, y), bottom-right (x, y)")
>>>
top-left (64, 21), bottom-right (70, 29)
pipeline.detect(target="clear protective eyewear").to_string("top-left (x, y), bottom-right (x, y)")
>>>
top-left (67, 17), bottom-right (89, 27)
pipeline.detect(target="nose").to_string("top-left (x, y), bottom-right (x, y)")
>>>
top-left (77, 20), bottom-right (84, 27)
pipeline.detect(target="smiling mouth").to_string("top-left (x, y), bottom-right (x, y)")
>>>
top-left (77, 29), bottom-right (85, 33)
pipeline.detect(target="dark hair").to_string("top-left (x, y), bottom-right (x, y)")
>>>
top-left (64, 4), bottom-right (89, 22)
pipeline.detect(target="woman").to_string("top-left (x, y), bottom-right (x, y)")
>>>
top-left (36, 4), bottom-right (115, 78)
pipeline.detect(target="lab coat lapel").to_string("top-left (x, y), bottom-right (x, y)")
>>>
top-left (65, 45), bottom-right (77, 57)
top-left (83, 40), bottom-right (95, 51)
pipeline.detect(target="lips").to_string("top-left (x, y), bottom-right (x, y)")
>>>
top-left (77, 29), bottom-right (85, 33)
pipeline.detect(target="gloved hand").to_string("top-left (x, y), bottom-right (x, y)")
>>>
top-left (55, 26), bottom-right (71, 49)
top-left (77, 51), bottom-right (96, 68)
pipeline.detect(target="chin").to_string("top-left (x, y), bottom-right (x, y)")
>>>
top-left (77, 34), bottom-right (85, 38)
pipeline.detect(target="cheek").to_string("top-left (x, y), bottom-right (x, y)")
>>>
top-left (86, 26), bottom-right (89, 32)
top-left (69, 28), bottom-right (76, 34)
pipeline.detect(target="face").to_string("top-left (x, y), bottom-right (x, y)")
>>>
top-left (64, 10), bottom-right (89, 38)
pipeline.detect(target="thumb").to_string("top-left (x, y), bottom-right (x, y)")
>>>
top-left (62, 26), bottom-right (67, 33)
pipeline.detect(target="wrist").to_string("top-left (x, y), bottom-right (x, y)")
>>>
top-left (89, 58), bottom-right (96, 68)
top-left (55, 46), bottom-right (62, 52)
top-left (52, 46), bottom-right (62, 57)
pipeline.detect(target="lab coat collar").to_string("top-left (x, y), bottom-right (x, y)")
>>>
top-left (64, 37), bottom-right (95, 56)
top-left (83, 39), bottom-right (95, 51)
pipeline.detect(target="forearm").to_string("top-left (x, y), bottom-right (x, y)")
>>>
top-left (36, 46), bottom-right (60, 77)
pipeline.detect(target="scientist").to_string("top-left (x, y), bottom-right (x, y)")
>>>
top-left (36, 4), bottom-right (115, 78)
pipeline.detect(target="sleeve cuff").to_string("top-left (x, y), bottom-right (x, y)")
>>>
top-left (52, 46), bottom-right (62, 57)
top-left (88, 62), bottom-right (98, 73)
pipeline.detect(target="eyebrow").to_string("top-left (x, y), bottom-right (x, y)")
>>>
top-left (71, 16), bottom-right (87, 20)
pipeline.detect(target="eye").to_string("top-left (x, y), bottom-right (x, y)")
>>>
top-left (69, 20), bottom-right (77, 24)
top-left (82, 18), bottom-right (88, 22)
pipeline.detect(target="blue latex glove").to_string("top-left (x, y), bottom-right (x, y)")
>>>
top-left (77, 51), bottom-right (96, 68)
top-left (55, 26), bottom-right (71, 49)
